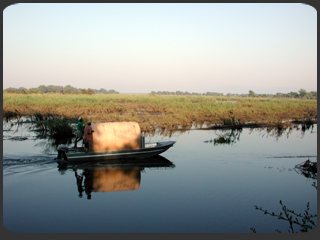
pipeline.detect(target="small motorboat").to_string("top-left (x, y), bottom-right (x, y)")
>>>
top-left (56, 141), bottom-right (175, 164)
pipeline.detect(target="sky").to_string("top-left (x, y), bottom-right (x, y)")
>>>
top-left (3, 3), bottom-right (317, 94)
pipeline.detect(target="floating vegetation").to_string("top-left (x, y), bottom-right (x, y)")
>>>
top-left (294, 160), bottom-right (317, 179)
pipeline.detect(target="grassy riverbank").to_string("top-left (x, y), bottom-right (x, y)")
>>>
top-left (3, 93), bottom-right (317, 132)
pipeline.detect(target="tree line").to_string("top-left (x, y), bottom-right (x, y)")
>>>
top-left (4, 85), bottom-right (119, 94)
top-left (4, 86), bottom-right (316, 99)
top-left (150, 91), bottom-right (224, 96)
top-left (150, 89), bottom-right (317, 99)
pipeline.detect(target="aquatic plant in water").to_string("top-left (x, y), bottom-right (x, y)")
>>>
top-left (252, 161), bottom-right (317, 233)
top-left (252, 201), bottom-right (317, 233)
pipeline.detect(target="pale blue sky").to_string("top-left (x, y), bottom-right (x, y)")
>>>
top-left (3, 3), bottom-right (317, 93)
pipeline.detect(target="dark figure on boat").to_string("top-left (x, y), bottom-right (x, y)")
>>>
top-left (83, 122), bottom-right (94, 152)
top-left (57, 144), bottom-right (68, 161)
top-left (74, 117), bottom-right (85, 148)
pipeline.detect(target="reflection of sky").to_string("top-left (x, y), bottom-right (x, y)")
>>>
top-left (149, 127), bottom-right (317, 232)
top-left (3, 123), bottom-right (56, 155)
top-left (158, 126), bottom-right (317, 160)
top-left (4, 124), bottom-right (316, 157)
top-left (3, 125), bottom-right (317, 232)
top-left (3, 139), bottom-right (45, 156)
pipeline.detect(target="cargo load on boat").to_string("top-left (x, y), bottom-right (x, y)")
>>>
top-left (92, 122), bottom-right (141, 152)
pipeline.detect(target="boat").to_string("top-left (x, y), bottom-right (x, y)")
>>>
top-left (56, 141), bottom-right (175, 164)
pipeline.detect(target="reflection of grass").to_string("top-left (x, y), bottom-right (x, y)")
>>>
top-left (3, 93), bottom-right (317, 132)
top-left (31, 118), bottom-right (74, 147)
top-left (204, 129), bottom-right (242, 145)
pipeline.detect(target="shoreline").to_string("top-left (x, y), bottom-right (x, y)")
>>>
top-left (3, 93), bottom-right (317, 133)
top-left (3, 116), bottom-right (316, 135)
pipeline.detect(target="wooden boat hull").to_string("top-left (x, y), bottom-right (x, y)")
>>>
top-left (57, 141), bottom-right (175, 164)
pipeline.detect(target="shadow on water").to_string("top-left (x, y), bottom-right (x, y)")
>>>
top-left (57, 155), bottom-right (175, 199)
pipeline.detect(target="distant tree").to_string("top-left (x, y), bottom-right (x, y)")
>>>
top-left (309, 91), bottom-right (317, 99)
top-left (287, 91), bottom-right (299, 98)
top-left (17, 87), bottom-right (28, 94)
top-left (107, 89), bottom-right (119, 94)
top-left (46, 85), bottom-right (63, 93)
top-left (298, 89), bottom-right (307, 98)
top-left (205, 92), bottom-right (224, 96)
top-left (29, 88), bottom-right (40, 94)
top-left (63, 85), bottom-right (79, 94)
top-left (38, 85), bottom-right (48, 93)
top-left (248, 90), bottom-right (256, 97)
top-left (4, 87), bottom-right (18, 93)
top-left (97, 88), bottom-right (107, 93)
top-left (81, 88), bottom-right (95, 95)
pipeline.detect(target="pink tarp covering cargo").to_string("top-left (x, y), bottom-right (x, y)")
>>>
top-left (92, 122), bottom-right (141, 153)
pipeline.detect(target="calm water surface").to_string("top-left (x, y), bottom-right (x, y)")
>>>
top-left (3, 122), bottom-right (317, 233)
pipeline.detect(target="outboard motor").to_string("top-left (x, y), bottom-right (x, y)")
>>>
top-left (140, 132), bottom-right (145, 149)
top-left (57, 144), bottom-right (69, 161)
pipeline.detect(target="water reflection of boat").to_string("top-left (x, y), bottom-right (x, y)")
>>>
top-left (56, 141), bottom-right (175, 163)
top-left (58, 155), bottom-right (175, 169)
top-left (58, 155), bottom-right (175, 199)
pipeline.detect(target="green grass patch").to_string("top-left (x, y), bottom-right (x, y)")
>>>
top-left (3, 93), bottom-right (317, 132)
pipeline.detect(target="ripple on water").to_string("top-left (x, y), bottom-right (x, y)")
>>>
top-left (3, 154), bottom-right (57, 175)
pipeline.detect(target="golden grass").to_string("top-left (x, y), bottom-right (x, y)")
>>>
top-left (3, 93), bottom-right (317, 132)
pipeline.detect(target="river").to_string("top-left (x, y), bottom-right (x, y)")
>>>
top-left (2, 121), bottom-right (317, 233)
